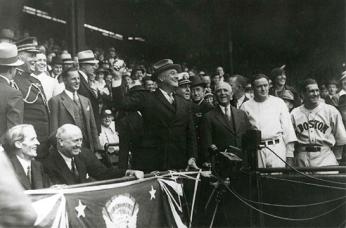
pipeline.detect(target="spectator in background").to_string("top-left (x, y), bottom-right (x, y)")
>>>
top-left (320, 83), bottom-right (329, 101)
top-left (77, 50), bottom-right (102, 133)
top-left (0, 28), bottom-right (16, 43)
top-left (33, 52), bottom-right (62, 100)
top-left (204, 90), bottom-right (214, 106)
top-left (176, 77), bottom-right (191, 100)
top-left (142, 76), bottom-right (156, 92)
top-left (244, 83), bottom-right (254, 99)
top-left (339, 73), bottom-right (346, 97)
top-left (216, 66), bottom-right (225, 80)
top-left (61, 52), bottom-right (74, 71)
top-left (4, 124), bottom-right (51, 189)
top-left (201, 74), bottom-right (211, 90)
top-left (281, 90), bottom-right (295, 112)
top-left (325, 79), bottom-right (339, 107)
top-left (228, 74), bottom-right (249, 109)
top-left (211, 74), bottom-right (222, 91)
top-left (99, 109), bottom-right (120, 166)
top-left (338, 95), bottom-right (346, 164)
top-left (269, 65), bottom-right (301, 108)
top-left (49, 55), bottom-right (63, 82)
top-left (95, 67), bottom-right (107, 91)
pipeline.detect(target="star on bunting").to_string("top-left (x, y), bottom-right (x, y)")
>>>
top-left (149, 185), bottom-right (156, 200)
top-left (75, 200), bottom-right (86, 218)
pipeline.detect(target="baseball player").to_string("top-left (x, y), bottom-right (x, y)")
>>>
top-left (291, 78), bottom-right (346, 167)
top-left (241, 74), bottom-right (297, 168)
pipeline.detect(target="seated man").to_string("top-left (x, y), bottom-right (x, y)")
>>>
top-left (42, 124), bottom-right (143, 185)
top-left (4, 124), bottom-right (50, 190)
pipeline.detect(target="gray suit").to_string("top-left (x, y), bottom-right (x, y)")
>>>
top-left (48, 91), bottom-right (101, 152)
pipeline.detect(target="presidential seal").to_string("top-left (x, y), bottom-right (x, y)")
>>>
top-left (102, 193), bottom-right (139, 228)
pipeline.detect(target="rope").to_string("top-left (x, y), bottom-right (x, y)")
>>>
top-left (265, 146), bottom-right (346, 186)
top-left (217, 175), bottom-right (346, 222)
top-left (265, 175), bottom-right (346, 191)
top-left (189, 169), bottom-right (201, 228)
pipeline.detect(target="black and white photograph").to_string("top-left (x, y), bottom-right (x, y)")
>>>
top-left (0, 0), bottom-right (345, 227)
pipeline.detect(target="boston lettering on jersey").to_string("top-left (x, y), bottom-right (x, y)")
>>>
top-left (297, 120), bottom-right (329, 134)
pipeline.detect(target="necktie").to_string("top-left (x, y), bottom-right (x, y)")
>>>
top-left (169, 93), bottom-right (175, 105)
top-left (9, 80), bottom-right (18, 90)
top-left (71, 158), bottom-right (79, 179)
top-left (225, 106), bottom-right (231, 121)
top-left (27, 165), bottom-right (31, 185)
top-left (73, 93), bottom-right (82, 108)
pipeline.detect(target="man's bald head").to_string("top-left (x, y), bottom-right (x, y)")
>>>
top-left (56, 124), bottom-right (83, 157)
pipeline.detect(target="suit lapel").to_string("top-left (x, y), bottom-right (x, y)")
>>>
top-left (79, 72), bottom-right (97, 99)
top-left (155, 90), bottom-right (176, 113)
top-left (79, 96), bottom-right (90, 122)
top-left (215, 106), bottom-right (235, 134)
top-left (74, 155), bottom-right (87, 182)
top-left (10, 156), bottom-right (31, 190)
top-left (61, 92), bottom-right (77, 121)
top-left (53, 149), bottom-right (77, 185)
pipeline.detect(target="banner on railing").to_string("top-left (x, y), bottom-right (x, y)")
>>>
top-left (26, 175), bottom-right (193, 228)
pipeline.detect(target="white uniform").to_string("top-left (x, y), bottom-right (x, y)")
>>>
top-left (291, 103), bottom-right (346, 167)
top-left (241, 96), bottom-right (297, 168)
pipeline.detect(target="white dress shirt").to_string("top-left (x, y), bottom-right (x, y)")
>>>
top-left (159, 88), bottom-right (174, 104)
top-left (31, 72), bottom-right (63, 101)
top-left (58, 151), bottom-right (73, 170)
top-left (64, 89), bottom-right (79, 101)
top-left (16, 155), bottom-right (31, 174)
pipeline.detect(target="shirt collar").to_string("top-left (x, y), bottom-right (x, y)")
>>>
top-left (79, 70), bottom-right (88, 82)
top-left (57, 150), bottom-right (73, 169)
top-left (219, 104), bottom-right (231, 114)
top-left (159, 88), bottom-right (173, 103)
top-left (16, 155), bottom-right (31, 171)
top-left (64, 90), bottom-right (78, 100)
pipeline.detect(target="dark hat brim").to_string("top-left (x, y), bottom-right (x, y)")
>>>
top-left (152, 64), bottom-right (181, 81)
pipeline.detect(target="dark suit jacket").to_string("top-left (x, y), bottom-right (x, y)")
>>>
top-left (14, 71), bottom-right (50, 158)
top-left (200, 105), bottom-right (251, 163)
top-left (42, 147), bottom-right (125, 185)
top-left (325, 95), bottom-right (339, 107)
top-left (9, 155), bottom-right (50, 190)
top-left (78, 71), bottom-right (101, 133)
top-left (48, 91), bottom-right (101, 152)
top-left (230, 95), bottom-right (249, 109)
top-left (0, 78), bottom-right (23, 141)
top-left (112, 87), bottom-right (197, 172)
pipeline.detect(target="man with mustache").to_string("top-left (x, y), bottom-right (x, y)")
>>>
top-left (291, 79), bottom-right (346, 167)
top-left (49, 67), bottom-right (101, 153)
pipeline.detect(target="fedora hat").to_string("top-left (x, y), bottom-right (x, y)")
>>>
top-left (152, 59), bottom-right (181, 81)
top-left (60, 53), bottom-right (74, 64)
top-left (77, 50), bottom-right (99, 64)
top-left (16, 36), bottom-right (39, 53)
top-left (51, 56), bottom-right (63, 65)
top-left (0, 42), bottom-right (23, 66)
top-left (190, 76), bottom-right (206, 88)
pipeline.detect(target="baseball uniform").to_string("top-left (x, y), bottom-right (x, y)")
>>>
top-left (241, 95), bottom-right (297, 168)
top-left (291, 102), bottom-right (346, 167)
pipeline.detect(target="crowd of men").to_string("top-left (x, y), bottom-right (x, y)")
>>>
top-left (1, 28), bottom-right (346, 226)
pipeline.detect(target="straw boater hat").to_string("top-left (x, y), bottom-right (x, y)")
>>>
top-left (77, 50), bottom-right (99, 64)
top-left (0, 42), bottom-right (24, 66)
top-left (152, 59), bottom-right (181, 81)
top-left (60, 53), bottom-right (74, 64)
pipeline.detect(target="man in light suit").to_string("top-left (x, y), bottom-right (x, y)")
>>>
top-left (200, 82), bottom-right (251, 165)
top-left (49, 67), bottom-right (101, 153)
top-left (112, 59), bottom-right (198, 172)
top-left (0, 42), bottom-right (24, 141)
top-left (4, 124), bottom-right (50, 190)
top-left (77, 50), bottom-right (101, 133)
top-left (42, 124), bottom-right (143, 185)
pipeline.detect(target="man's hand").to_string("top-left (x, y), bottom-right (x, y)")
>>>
top-left (110, 68), bottom-right (122, 87)
top-left (125, 170), bottom-right (144, 179)
top-left (187, 157), bottom-right (199, 170)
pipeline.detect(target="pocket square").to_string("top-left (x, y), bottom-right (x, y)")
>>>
top-left (86, 106), bottom-right (90, 111)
